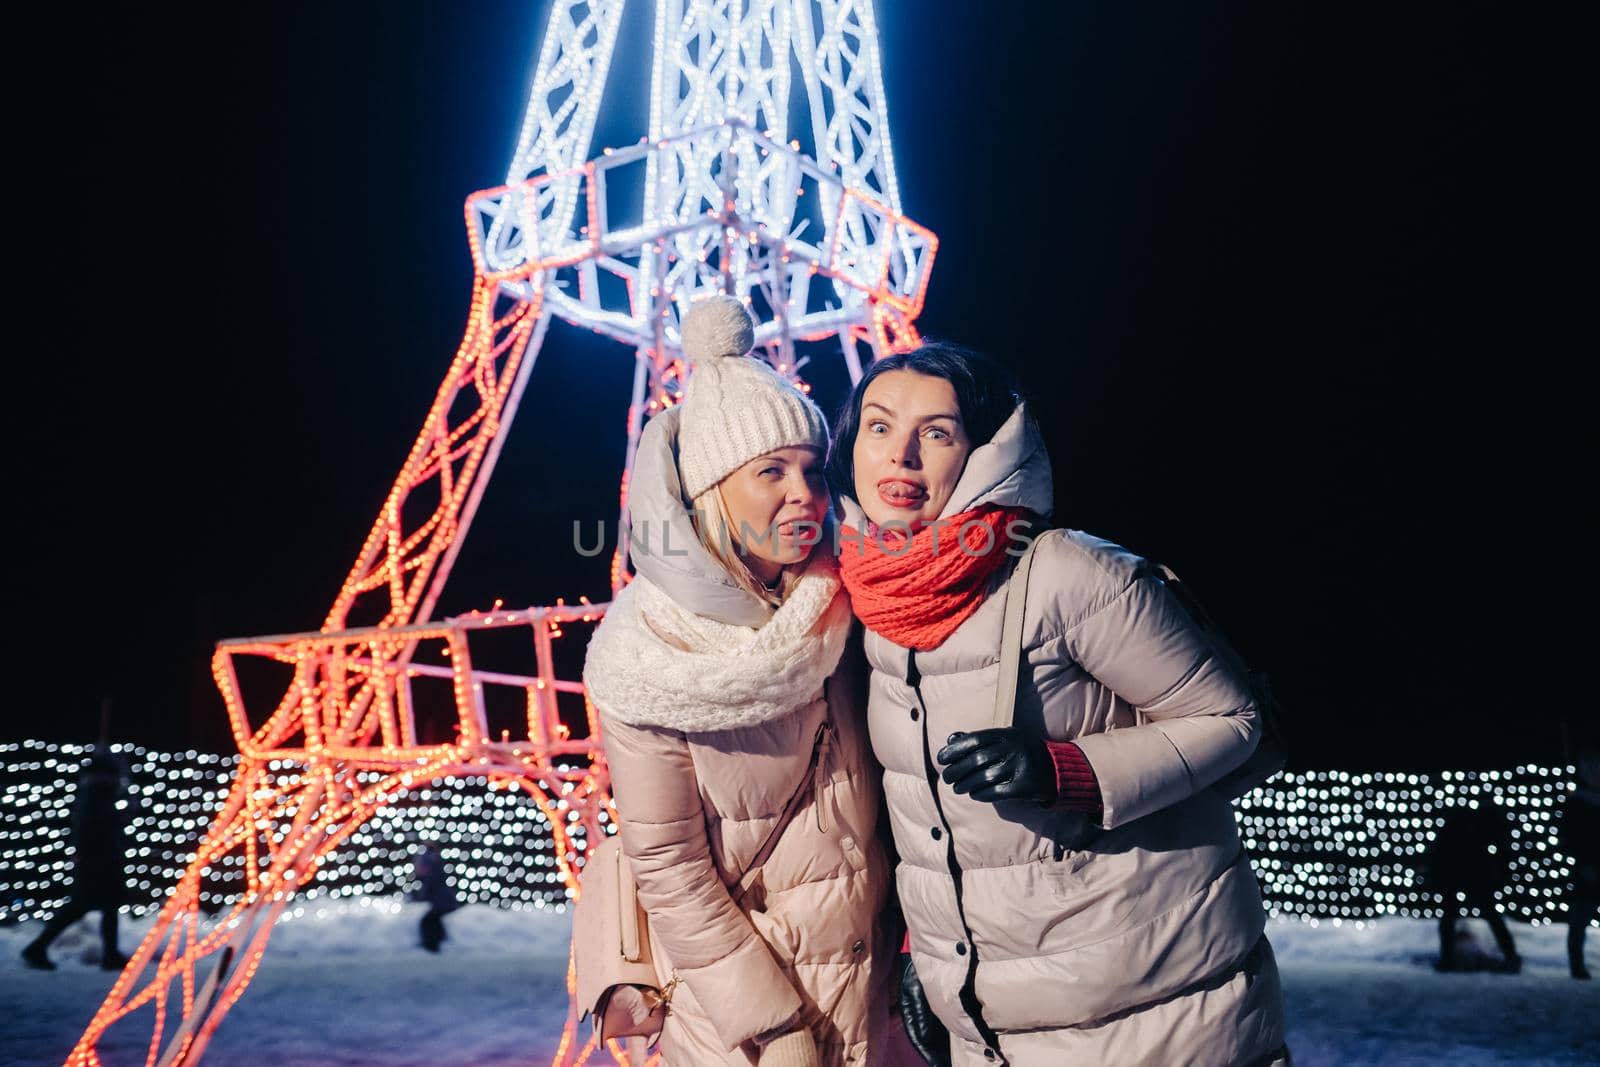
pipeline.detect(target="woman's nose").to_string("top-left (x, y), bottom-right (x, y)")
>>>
top-left (786, 471), bottom-right (817, 503)
top-left (892, 432), bottom-right (921, 469)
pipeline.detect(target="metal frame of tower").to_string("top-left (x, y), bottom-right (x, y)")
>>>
top-left (69, 3), bottom-right (933, 1064)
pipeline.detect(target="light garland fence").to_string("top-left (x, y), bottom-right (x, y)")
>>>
top-left (5, 741), bottom-right (1586, 929)
top-left (0, 742), bottom-right (569, 923)
top-left (1237, 765), bottom-right (1583, 924)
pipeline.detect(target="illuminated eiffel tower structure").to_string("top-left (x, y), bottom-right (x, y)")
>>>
top-left (70, 2), bottom-right (934, 1064)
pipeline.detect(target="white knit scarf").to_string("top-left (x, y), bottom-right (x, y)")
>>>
top-left (582, 558), bottom-right (852, 733)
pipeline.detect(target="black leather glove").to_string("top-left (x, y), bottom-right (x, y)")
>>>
top-left (897, 953), bottom-right (951, 1067)
top-left (936, 728), bottom-right (1057, 804)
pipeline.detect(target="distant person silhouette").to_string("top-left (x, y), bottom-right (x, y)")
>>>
top-left (1559, 743), bottom-right (1600, 979)
top-left (21, 752), bottom-right (131, 971)
top-left (1423, 800), bottom-right (1520, 973)
top-left (412, 842), bottom-right (459, 952)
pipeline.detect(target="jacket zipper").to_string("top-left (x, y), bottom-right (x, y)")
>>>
top-left (813, 720), bottom-right (833, 833)
top-left (907, 649), bottom-right (1004, 1059)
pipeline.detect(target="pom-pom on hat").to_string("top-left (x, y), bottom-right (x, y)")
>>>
top-left (675, 294), bottom-right (829, 500)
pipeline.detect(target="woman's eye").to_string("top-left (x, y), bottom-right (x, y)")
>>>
top-left (866, 421), bottom-right (888, 434)
top-left (762, 467), bottom-right (781, 477)
top-left (924, 427), bottom-right (949, 441)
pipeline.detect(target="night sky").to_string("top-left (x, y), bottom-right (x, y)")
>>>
top-left (14, 3), bottom-right (1580, 769)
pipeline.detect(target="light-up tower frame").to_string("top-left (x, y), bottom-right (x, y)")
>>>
top-left (69, 2), bottom-right (934, 1065)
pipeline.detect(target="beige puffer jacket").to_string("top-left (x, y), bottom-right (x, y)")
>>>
top-left (583, 405), bottom-right (912, 1066)
top-left (839, 404), bottom-right (1288, 1067)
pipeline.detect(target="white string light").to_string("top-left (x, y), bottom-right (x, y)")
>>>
top-left (6, 740), bottom-right (1589, 928)
top-left (1, 741), bottom-right (570, 924)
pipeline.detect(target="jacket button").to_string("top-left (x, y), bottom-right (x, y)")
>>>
top-left (955, 941), bottom-right (967, 956)
top-left (910, 707), bottom-right (919, 721)
top-left (930, 826), bottom-right (943, 840)
top-left (983, 1049), bottom-right (996, 1061)
top-left (852, 939), bottom-right (865, 954)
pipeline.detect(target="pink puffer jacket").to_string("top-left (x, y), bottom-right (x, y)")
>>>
top-left (583, 405), bottom-right (913, 1066)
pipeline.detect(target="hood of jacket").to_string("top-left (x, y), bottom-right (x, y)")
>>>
top-left (837, 400), bottom-right (1053, 532)
top-left (624, 403), bottom-right (776, 628)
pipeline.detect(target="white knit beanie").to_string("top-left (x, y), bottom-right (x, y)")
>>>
top-left (675, 294), bottom-right (829, 500)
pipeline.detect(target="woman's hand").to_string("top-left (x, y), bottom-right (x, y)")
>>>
top-left (598, 984), bottom-right (662, 1033)
top-left (897, 952), bottom-right (951, 1066)
top-left (936, 729), bottom-right (1058, 804)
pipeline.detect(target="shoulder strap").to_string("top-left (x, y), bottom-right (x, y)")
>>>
top-left (732, 698), bottom-right (833, 903)
top-left (1156, 561), bottom-right (1291, 795)
top-left (1153, 562), bottom-right (1245, 670)
top-left (992, 530), bottom-right (1049, 729)
top-left (1155, 562), bottom-right (1221, 633)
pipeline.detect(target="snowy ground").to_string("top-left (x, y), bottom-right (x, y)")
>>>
top-left (3, 901), bottom-right (1595, 1066)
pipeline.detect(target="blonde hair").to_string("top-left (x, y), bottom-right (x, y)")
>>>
top-left (688, 481), bottom-right (802, 610)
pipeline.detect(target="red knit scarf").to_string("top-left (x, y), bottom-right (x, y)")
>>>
top-left (838, 505), bottom-right (1036, 650)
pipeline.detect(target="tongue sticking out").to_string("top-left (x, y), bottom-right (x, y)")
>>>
top-left (881, 483), bottom-right (925, 505)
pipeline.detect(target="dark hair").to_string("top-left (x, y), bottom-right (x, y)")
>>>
top-left (825, 341), bottom-right (1021, 493)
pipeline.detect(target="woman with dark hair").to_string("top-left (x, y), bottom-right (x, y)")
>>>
top-left (829, 343), bottom-right (1289, 1066)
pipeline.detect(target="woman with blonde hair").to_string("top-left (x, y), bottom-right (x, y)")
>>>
top-left (582, 296), bottom-right (910, 1066)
